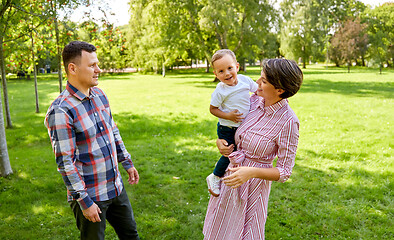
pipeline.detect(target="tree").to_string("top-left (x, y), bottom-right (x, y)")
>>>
top-left (127, 0), bottom-right (276, 73)
top-left (364, 2), bottom-right (393, 71)
top-left (0, 0), bottom-right (13, 177)
top-left (279, 0), bottom-right (366, 68)
top-left (330, 18), bottom-right (368, 72)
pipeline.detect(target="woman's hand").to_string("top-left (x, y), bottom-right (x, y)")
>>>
top-left (222, 167), bottom-right (255, 188)
top-left (216, 139), bottom-right (234, 157)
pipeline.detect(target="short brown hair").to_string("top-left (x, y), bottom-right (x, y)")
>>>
top-left (262, 59), bottom-right (303, 99)
top-left (62, 41), bottom-right (96, 74)
top-left (211, 49), bottom-right (237, 68)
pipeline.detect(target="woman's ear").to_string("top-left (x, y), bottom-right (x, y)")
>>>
top-left (277, 88), bottom-right (285, 95)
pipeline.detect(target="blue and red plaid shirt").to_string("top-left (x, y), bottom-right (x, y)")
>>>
top-left (45, 82), bottom-right (134, 210)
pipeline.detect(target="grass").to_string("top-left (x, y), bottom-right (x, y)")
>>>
top-left (0, 65), bottom-right (393, 239)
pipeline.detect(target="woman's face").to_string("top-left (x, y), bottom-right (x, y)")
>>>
top-left (256, 71), bottom-right (283, 103)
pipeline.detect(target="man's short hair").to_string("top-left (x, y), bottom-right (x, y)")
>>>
top-left (62, 41), bottom-right (96, 74)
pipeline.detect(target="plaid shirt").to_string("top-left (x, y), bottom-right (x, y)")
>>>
top-left (45, 82), bottom-right (133, 210)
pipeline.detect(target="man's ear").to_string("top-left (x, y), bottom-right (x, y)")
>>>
top-left (236, 62), bottom-right (240, 72)
top-left (68, 63), bottom-right (77, 75)
top-left (277, 88), bottom-right (285, 95)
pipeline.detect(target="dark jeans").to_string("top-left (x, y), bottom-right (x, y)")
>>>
top-left (70, 189), bottom-right (139, 240)
top-left (213, 123), bottom-right (237, 177)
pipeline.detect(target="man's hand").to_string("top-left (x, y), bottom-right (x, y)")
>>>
top-left (226, 110), bottom-right (243, 123)
top-left (127, 167), bottom-right (140, 185)
top-left (82, 203), bottom-right (102, 222)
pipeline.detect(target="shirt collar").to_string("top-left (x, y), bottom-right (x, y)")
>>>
top-left (258, 98), bottom-right (288, 115)
top-left (66, 82), bottom-right (97, 101)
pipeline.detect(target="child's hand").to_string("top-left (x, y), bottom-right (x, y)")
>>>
top-left (227, 110), bottom-right (244, 123)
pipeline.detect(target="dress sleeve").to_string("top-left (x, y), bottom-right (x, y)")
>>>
top-left (44, 107), bottom-right (93, 210)
top-left (276, 119), bottom-right (299, 183)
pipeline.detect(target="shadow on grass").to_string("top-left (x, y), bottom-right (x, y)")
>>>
top-left (300, 79), bottom-right (394, 98)
top-left (267, 155), bottom-right (392, 239)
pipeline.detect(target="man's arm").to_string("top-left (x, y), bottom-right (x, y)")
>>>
top-left (109, 110), bottom-right (140, 185)
top-left (45, 107), bottom-right (94, 210)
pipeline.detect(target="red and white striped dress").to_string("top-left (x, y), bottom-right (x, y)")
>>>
top-left (203, 93), bottom-right (300, 240)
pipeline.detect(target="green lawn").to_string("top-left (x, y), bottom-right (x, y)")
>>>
top-left (0, 65), bottom-right (393, 239)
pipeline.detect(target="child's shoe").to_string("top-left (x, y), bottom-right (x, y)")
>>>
top-left (206, 173), bottom-right (221, 197)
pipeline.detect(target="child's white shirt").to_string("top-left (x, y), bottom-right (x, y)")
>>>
top-left (210, 74), bottom-right (258, 127)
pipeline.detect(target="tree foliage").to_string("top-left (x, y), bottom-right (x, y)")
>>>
top-left (330, 17), bottom-right (368, 72)
top-left (127, 0), bottom-right (277, 72)
top-left (279, 0), bottom-right (366, 68)
top-left (363, 2), bottom-right (393, 70)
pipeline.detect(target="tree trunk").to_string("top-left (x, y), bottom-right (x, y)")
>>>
top-left (0, 100), bottom-right (11, 177)
top-left (206, 58), bottom-right (210, 73)
top-left (0, 35), bottom-right (12, 129)
top-left (162, 58), bottom-right (165, 78)
top-left (0, 37), bottom-right (12, 177)
top-left (31, 30), bottom-right (39, 113)
top-left (348, 63), bottom-right (350, 73)
top-left (54, 10), bottom-right (63, 93)
top-left (239, 58), bottom-right (246, 72)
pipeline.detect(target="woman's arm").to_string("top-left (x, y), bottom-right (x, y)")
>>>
top-left (222, 167), bottom-right (280, 188)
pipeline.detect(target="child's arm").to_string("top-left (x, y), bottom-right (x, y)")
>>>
top-left (210, 105), bottom-right (244, 123)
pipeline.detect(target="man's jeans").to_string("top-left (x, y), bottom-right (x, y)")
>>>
top-left (70, 189), bottom-right (139, 240)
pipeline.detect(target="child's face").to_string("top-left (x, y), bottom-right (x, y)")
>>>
top-left (213, 54), bottom-right (239, 86)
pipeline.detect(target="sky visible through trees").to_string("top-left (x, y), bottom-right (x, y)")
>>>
top-left (72, 0), bottom-right (392, 27)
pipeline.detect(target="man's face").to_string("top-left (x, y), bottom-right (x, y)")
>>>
top-left (74, 50), bottom-right (101, 89)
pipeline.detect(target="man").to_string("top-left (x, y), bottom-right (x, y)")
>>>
top-left (44, 41), bottom-right (140, 240)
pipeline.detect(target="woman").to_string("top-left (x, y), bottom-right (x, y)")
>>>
top-left (203, 58), bottom-right (303, 240)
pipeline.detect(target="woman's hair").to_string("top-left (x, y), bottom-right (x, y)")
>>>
top-left (211, 49), bottom-right (237, 68)
top-left (262, 59), bottom-right (303, 99)
top-left (62, 41), bottom-right (96, 74)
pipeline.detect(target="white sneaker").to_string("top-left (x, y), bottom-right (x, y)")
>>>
top-left (206, 173), bottom-right (221, 197)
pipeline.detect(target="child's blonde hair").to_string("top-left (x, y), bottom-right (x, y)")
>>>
top-left (211, 49), bottom-right (237, 68)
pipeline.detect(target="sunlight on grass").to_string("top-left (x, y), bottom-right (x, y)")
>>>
top-left (17, 171), bottom-right (29, 179)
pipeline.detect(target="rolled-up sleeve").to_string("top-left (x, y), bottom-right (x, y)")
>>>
top-left (45, 107), bottom-right (93, 210)
top-left (276, 119), bottom-right (299, 183)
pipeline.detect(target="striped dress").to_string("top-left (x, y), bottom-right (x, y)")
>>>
top-left (203, 93), bottom-right (300, 240)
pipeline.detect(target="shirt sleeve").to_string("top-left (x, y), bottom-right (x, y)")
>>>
top-left (44, 107), bottom-right (93, 210)
top-left (210, 87), bottom-right (224, 107)
top-left (246, 76), bottom-right (258, 93)
top-left (276, 119), bottom-right (299, 183)
top-left (110, 112), bottom-right (134, 171)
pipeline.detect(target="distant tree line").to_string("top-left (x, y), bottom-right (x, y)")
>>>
top-left (127, 0), bottom-right (393, 73)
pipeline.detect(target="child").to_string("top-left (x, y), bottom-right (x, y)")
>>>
top-left (206, 49), bottom-right (258, 197)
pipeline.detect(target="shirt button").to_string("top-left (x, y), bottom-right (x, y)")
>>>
top-left (94, 113), bottom-right (98, 116)
top-left (100, 127), bottom-right (103, 130)
top-left (106, 140), bottom-right (109, 144)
